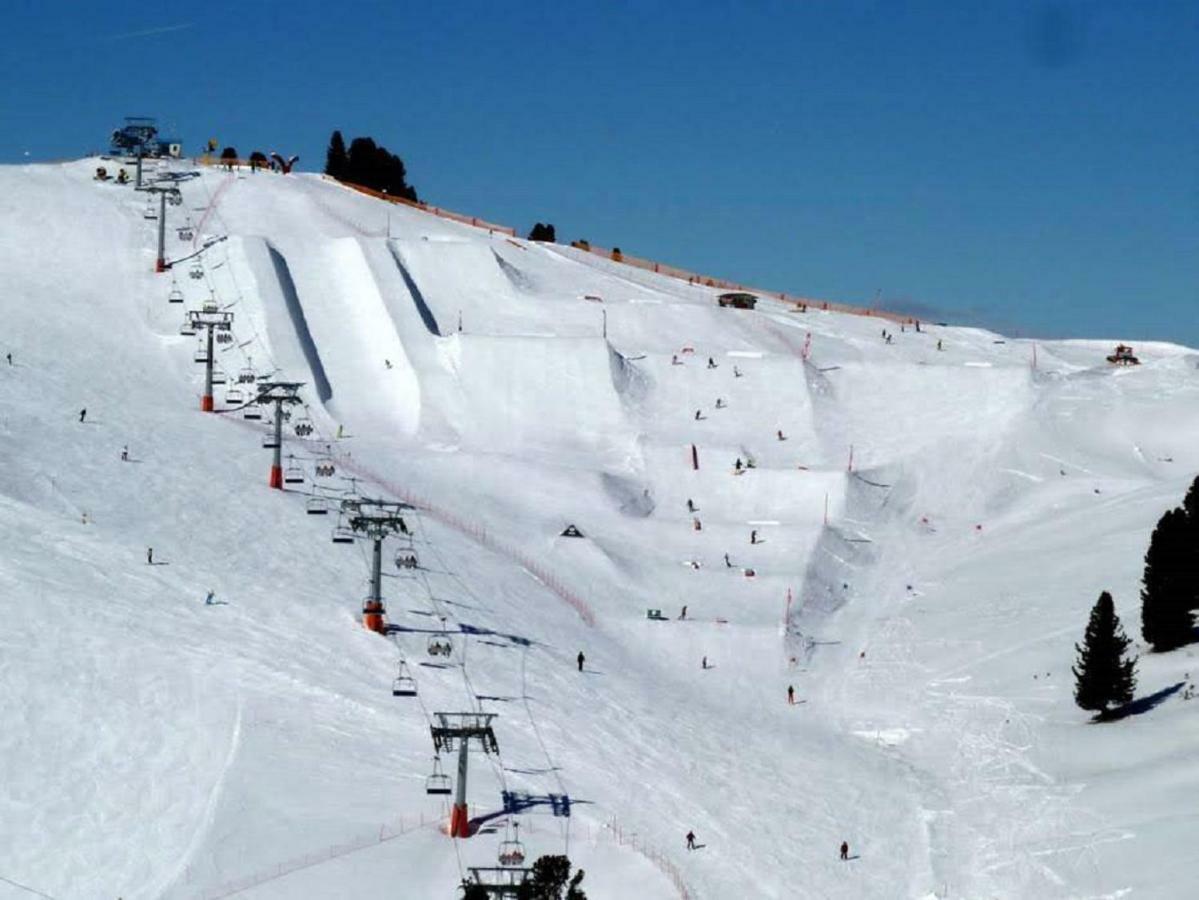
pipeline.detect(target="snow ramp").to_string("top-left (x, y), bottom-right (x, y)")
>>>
top-left (443, 335), bottom-right (634, 458)
top-left (295, 237), bottom-right (421, 435)
top-left (392, 239), bottom-right (524, 334)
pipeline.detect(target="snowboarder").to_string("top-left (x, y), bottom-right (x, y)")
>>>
top-left (707, 357), bottom-right (717, 369)
top-left (715, 398), bottom-right (725, 409)
top-left (384, 359), bottom-right (393, 369)
top-left (733, 365), bottom-right (742, 378)
top-left (886, 334), bottom-right (893, 345)
top-left (777, 429), bottom-right (785, 441)
top-left (686, 498), bottom-right (695, 513)
top-left (724, 553), bottom-right (731, 568)
top-left (680, 605), bottom-right (687, 620)
top-left (146, 547), bottom-right (154, 565)
top-left (5, 352), bottom-right (11, 365)
top-left (79, 408), bottom-right (87, 423)
top-left (205, 590), bottom-right (215, 605)
top-left (577, 651), bottom-right (585, 672)
top-left (750, 529), bottom-right (758, 544)
top-left (671, 354), bottom-right (681, 366)
top-left (686, 830), bottom-right (696, 850)
top-left (840, 841), bottom-right (849, 860)
top-left (787, 685), bottom-right (796, 704)
top-left (694, 409), bottom-right (702, 421)
top-left (735, 458), bottom-right (742, 472)
top-left (702, 656), bottom-right (709, 669)
top-left (120, 445), bottom-right (128, 462)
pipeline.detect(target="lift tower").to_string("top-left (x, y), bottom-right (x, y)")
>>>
top-left (139, 183), bottom-right (182, 273)
top-left (187, 301), bottom-right (233, 412)
top-left (431, 712), bottom-right (499, 838)
top-left (340, 497), bottom-right (413, 633)
top-left (252, 382), bottom-right (305, 488)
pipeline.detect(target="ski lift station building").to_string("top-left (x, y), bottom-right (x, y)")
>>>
top-left (717, 291), bottom-right (758, 310)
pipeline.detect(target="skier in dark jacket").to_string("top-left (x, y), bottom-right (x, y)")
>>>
top-left (840, 841), bottom-right (849, 860)
top-left (577, 651), bottom-right (585, 672)
top-left (686, 830), bottom-right (696, 850)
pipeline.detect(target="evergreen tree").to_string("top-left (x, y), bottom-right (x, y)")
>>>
top-left (1073, 591), bottom-right (1137, 718)
top-left (343, 136), bottom-right (418, 201)
top-left (248, 151), bottom-right (268, 172)
top-left (460, 882), bottom-right (489, 900)
top-left (1141, 507), bottom-right (1195, 651)
top-left (325, 130), bottom-right (349, 180)
top-left (528, 223), bottom-right (557, 242)
top-left (1178, 475), bottom-right (1199, 613)
top-left (517, 855), bottom-right (584, 900)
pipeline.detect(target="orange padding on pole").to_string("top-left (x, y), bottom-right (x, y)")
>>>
top-left (269, 465), bottom-right (283, 490)
top-left (449, 804), bottom-right (470, 838)
top-left (201, 395), bottom-right (214, 412)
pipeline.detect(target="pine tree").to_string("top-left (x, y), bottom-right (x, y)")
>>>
top-left (460, 882), bottom-right (488, 900)
top-left (1073, 591), bottom-right (1137, 718)
top-left (1141, 507), bottom-right (1195, 651)
top-left (517, 855), bottom-right (583, 900)
top-left (324, 130), bottom-right (348, 180)
top-left (528, 223), bottom-right (557, 242)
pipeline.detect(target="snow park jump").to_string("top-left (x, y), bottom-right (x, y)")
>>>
top-left (2, 126), bottom-right (1196, 900)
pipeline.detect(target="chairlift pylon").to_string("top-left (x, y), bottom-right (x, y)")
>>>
top-left (392, 660), bottom-right (417, 697)
top-left (425, 756), bottom-right (452, 795)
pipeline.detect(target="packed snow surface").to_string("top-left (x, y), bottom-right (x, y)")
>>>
top-left (1, 159), bottom-right (1197, 899)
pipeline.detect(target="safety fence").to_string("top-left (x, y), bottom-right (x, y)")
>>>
top-left (594, 819), bottom-right (696, 900)
top-left (324, 176), bottom-right (518, 236)
top-left (336, 457), bottom-right (598, 628)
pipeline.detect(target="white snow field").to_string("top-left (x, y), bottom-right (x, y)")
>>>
top-left (1, 158), bottom-right (1198, 900)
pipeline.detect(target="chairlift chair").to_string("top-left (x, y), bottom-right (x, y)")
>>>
top-left (189, 261), bottom-right (204, 280)
top-left (262, 433), bottom-right (280, 449)
top-left (392, 660), bottom-right (417, 697)
top-left (201, 297), bottom-right (219, 314)
top-left (237, 366), bottom-right (256, 385)
top-left (314, 462), bottom-right (336, 478)
top-left (425, 756), bottom-right (452, 795)
top-left (167, 280), bottom-right (184, 304)
top-left (427, 632), bottom-right (453, 657)
top-left (498, 821), bottom-right (526, 867)
top-left (179, 320), bottom-right (197, 337)
top-left (211, 370), bottom-right (227, 386)
top-left (243, 404), bottom-right (263, 421)
top-left (294, 416), bottom-right (314, 437)
top-left (224, 386), bottom-right (244, 405)
top-left (306, 497), bottom-right (329, 516)
top-left (331, 522), bottom-right (355, 544)
top-left (193, 343), bottom-right (209, 364)
top-left (395, 551), bottom-right (419, 571)
top-left (284, 458), bottom-right (305, 484)
top-left (216, 331), bottom-right (233, 345)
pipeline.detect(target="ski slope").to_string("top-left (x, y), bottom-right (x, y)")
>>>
top-left (1, 158), bottom-right (1198, 900)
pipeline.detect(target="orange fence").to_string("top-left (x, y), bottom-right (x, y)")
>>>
top-left (196, 156), bottom-right (913, 323)
top-left (327, 176), bottom-right (517, 236)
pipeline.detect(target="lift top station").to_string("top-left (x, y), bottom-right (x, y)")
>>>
top-left (110, 117), bottom-right (182, 159)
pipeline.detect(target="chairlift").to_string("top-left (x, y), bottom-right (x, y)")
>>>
top-left (262, 434), bottom-right (280, 449)
top-left (498, 820), bottom-right (526, 867)
top-left (306, 496), bottom-right (330, 516)
top-left (216, 331), bottom-right (233, 345)
top-left (179, 320), bottom-right (197, 337)
top-left (294, 416), bottom-right (314, 437)
top-left (224, 386), bottom-right (244, 405)
top-left (211, 369), bottom-right (227, 386)
top-left (201, 297), bottom-right (219, 313)
top-left (168, 192), bottom-right (183, 207)
top-left (167, 280), bottom-right (184, 304)
top-left (395, 551), bottom-right (419, 571)
top-left (427, 621), bottom-right (453, 657)
top-left (177, 219), bottom-right (194, 241)
top-left (284, 458), bottom-right (305, 484)
top-left (193, 343), bottom-right (209, 364)
top-left (243, 404), bottom-right (263, 421)
top-left (392, 660), bottom-right (417, 697)
top-left (314, 462), bottom-right (336, 478)
top-left (331, 523), bottom-right (355, 544)
top-left (425, 756), bottom-right (452, 795)
top-left (189, 261), bottom-right (204, 280)
top-left (237, 366), bottom-right (256, 385)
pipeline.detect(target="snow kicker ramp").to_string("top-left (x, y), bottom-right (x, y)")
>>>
top-left (392, 239), bottom-right (521, 335)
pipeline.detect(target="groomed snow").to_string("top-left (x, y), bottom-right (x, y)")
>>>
top-left (1, 158), bottom-right (1197, 899)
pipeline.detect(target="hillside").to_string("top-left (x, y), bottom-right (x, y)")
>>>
top-left (1, 158), bottom-right (1197, 900)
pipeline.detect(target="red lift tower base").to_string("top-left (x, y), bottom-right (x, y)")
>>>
top-left (269, 465), bottom-right (283, 489)
top-left (449, 803), bottom-right (471, 837)
top-left (201, 394), bottom-right (214, 412)
top-left (362, 599), bottom-right (386, 633)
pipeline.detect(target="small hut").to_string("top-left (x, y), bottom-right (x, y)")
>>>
top-left (717, 292), bottom-right (758, 310)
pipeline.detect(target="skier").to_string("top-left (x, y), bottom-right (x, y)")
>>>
top-left (694, 409), bottom-right (702, 421)
top-left (702, 656), bottom-right (709, 669)
top-left (886, 334), bottom-right (893, 345)
top-left (686, 498), bottom-right (695, 513)
top-left (120, 445), bottom-right (129, 462)
top-left (577, 651), bottom-right (585, 672)
top-left (840, 841), bottom-right (849, 861)
top-left (707, 357), bottom-right (717, 369)
top-left (787, 685), bottom-right (796, 704)
top-left (715, 398), bottom-right (725, 409)
top-left (671, 354), bottom-right (681, 366)
top-left (777, 429), bottom-right (785, 441)
top-left (915, 320), bottom-right (921, 332)
top-left (146, 547), bottom-right (153, 565)
top-left (735, 458), bottom-right (742, 472)
top-left (680, 605), bottom-right (687, 620)
top-left (205, 590), bottom-right (215, 606)
top-left (686, 830), bottom-right (697, 851)
top-left (5, 352), bottom-right (11, 365)
top-left (336, 424), bottom-right (344, 438)
top-left (79, 408), bottom-right (87, 423)
top-left (693, 518), bottom-right (702, 532)
top-left (937, 339), bottom-right (943, 351)
top-left (750, 529), bottom-right (758, 544)
top-left (724, 553), bottom-right (731, 568)
top-left (733, 365), bottom-right (742, 378)
top-left (384, 359), bottom-right (393, 369)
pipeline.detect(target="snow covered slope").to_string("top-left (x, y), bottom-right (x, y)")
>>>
top-left (2, 158), bottom-right (1198, 900)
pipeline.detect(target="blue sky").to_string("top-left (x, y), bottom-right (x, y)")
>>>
top-left (2, 1), bottom-right (1195, 343)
